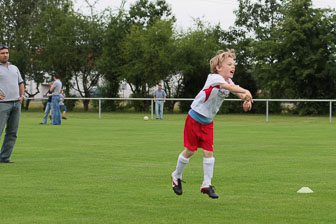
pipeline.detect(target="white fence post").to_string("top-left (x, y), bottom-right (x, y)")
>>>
top-left (151, 99), bottom-right (153, 120)
top-left (99, 99), bottom-right (101, 120)
top-left (330, 101), bottom-right (332, 124)
top-left (266, 100), bottom-right (269, 122)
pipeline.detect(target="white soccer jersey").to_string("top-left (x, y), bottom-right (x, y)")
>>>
top-left (191, 73), bottom-right (234, 119)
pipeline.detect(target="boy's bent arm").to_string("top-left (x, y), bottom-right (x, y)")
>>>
top-left (220, 83), bottom-right (253, 102)
top-left (220, 83), bottom-right (248, 95)
top-left (234, 92), bottom-right (252, 101)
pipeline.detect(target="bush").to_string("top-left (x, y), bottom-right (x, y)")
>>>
top-left (64, 95), bottom-right (78, 111)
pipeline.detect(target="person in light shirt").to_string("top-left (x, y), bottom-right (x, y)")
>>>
top-left (171, 49), bottom-right (253, 198)
top-left (153, 84), bottom-right (167, 119)
top-left (0, 45), bottom-right (25, 163)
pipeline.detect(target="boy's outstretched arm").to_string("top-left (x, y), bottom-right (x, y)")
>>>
top-left (220, 83), bottom-right (253, 102)
top-left (235, 92), bottom-right (253, 102)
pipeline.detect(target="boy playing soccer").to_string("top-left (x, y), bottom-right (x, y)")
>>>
top-left (171, 49), bottom-right (253, 199)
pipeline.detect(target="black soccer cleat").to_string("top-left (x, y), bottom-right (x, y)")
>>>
top-left (171, 175), bottom-right (184, 195)
top-left (201, 185), bottom-right (219, 199)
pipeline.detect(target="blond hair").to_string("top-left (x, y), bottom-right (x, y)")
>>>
top-left (210, 49), bottom-right (235, 74)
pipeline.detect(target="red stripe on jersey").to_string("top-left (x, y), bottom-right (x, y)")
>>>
top-left (203, 85), bottom-right (220, 103)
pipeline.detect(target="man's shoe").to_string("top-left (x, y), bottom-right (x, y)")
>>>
top-left (0, 160), bottom-right (15, 163)
top-left (201, 185), bottom-right (219, 199)
top-left (62, 116), bottom-right (67, 120)
top-left (171, 175), bottom-right (183, 195)
top-left (40, 122), bottom-right (45, 124)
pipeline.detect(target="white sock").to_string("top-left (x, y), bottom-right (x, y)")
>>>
top-left (202, 157), bottom-right (215, 187)
top-left (172, 153), bottom-right (190, 179)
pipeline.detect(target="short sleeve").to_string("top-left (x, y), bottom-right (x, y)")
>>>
top-left (208, 74), bottom-right (226, 87)
top-left (17, 68), bottom-right (24, 84)
top-left (228, 78), bottom-right (235, 85)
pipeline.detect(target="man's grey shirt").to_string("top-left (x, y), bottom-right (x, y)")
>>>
top-left (52, 79), bottom-right (62, 96)
top-left (0, 62), bottom-right (23, 102)
top-left (154, 89), bottom-right (167, 101)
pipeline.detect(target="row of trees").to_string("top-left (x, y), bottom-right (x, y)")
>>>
top-left (1, 0), bottom-right (336, 114)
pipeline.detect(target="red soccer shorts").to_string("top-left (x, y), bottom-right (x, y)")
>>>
top-left (184, 114), bottom-right (214, 151)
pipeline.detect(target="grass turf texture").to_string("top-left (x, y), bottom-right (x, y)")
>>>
top-left (1, 112), bottom-right (336, 224)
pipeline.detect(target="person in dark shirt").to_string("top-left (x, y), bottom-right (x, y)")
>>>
top-left (40, 83), bottom-right (53, 124)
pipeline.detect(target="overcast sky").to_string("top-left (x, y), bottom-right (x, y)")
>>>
top-left (74, 0), bottom-right (336, 30)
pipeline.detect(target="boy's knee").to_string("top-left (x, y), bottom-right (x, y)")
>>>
top-left (182, 148), bottom-right (195, 158)
top-left (203, 150), bottom-right (213, 158)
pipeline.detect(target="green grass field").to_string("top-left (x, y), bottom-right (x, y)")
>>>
top-left (1, 112), bottom-right (336, 224)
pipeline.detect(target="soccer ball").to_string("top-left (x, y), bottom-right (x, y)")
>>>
top-left (144, 116), bottom-right (149, 121)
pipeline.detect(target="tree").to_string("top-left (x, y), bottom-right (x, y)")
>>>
top-left (97, 0), bottom-right (175, 111)
top-left (97, 5), bottom-right (130, 111)
top-left (128, 0), bottom-right (174, 26)
top-left (235, 0), bottom-right (283, 40)
top-left (253, 0), bottom-right (336, 114)
top-left (120, 20), bottom-right (175, 110)
top-left (69, 12), bottom-right (105, 111)
top-left (33, 1), bottom-right (105, 111)
top-left (0, 0), bottom-right (73, 109)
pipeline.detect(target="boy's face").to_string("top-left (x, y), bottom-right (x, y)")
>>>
top-left (216, 57), bottom-right (235, 80)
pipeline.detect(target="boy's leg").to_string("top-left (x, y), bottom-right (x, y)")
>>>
top-left (202, 151), bottom-right (215, 187)
top-left (62, 111), bottom-right (67, 119)
top-left (171, 148), bottom-right (194, 195)
top-left (42, 102), bottom-right (51, 124)
top-left (63, 106), bottom-right (67, 117)
top-left (201, 150), bottom-right (218, 198)
top-left (172, 115), bottom-right (199, 195)
top-left (49, 103), bottom-right (53, 120)
top-left (172, 148), bottom-right (194, 178)
top-left (61, 105), bottom-right (67, 119)
top-left (199, 120), bottom-right (218, 199)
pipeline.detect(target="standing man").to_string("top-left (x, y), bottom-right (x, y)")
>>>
top-left (0, 45), bottom-right (25, 163)
top-left (47, 73), bottom-right (62, 125)
top-left (153, 83), bottom-right (167, 120)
